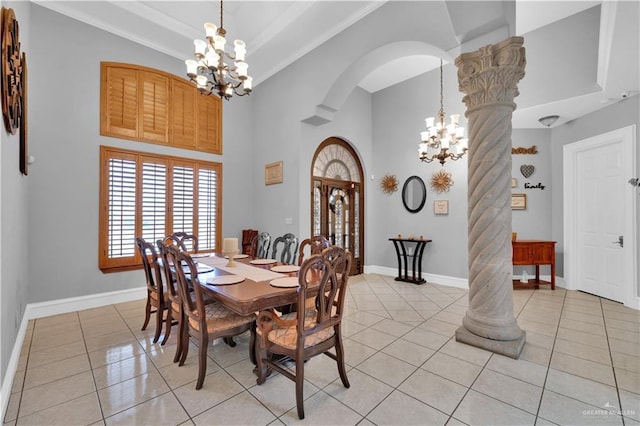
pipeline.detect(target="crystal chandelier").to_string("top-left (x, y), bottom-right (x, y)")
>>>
top-left (418, 59), bottom-right (467, 166)
top-left (185, 0), bottom-right (252, 100)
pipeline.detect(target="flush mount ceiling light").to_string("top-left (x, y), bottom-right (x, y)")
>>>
top-left (538, 115), bottom-right (559, 127)
top-left (185, 0), bottom-right (252, 100)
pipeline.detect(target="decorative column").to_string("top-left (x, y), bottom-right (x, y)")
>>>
top-left (454, 37), bottom-right (527, 358)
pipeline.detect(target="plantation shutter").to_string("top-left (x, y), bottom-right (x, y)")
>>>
top-left (101, 65), bottom-right (138, 139)
top-left (99, 146), bottom-right (222, 272)
top-left (171, 163), bottom-right (195, 236)
top-left (198, 166), bottom-right (219, 251)
top-left (99, 150), bottom-right (138, 270)
top-left (141, 158), bottom-right (167, 245)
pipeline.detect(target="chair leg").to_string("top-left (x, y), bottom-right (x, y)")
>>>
top-left (161, 307), bottom-right (173, 345)
top-left (152, 304), bottom-right (163, 343)
top-left (334, 334), bottom-right (350, 388)
top-left (141, 294), bottom-right (151, 331)
top-left (223, 337), bottom-right (236, 347)
top-left (255, 343), bottom-right (267, 385)
top-left (249, 322), bottom-right (257, 365)
top-left (173, 311), bottom-right (184, 363)
top-left (295, 355), bottom-right (305, 420)
top-left (195, 331), bottom-right (208, 390)
top-left (179, 321), bottom-right (189, 366)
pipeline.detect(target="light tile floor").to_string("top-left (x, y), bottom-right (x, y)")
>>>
top-left (4, 274), bottom-right (639, 425)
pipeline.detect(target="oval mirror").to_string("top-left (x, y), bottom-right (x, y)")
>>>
top-left (402, 175), bottom-right (426, 213)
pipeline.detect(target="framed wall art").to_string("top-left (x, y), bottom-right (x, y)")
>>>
top-left (511, 193), bottom-right (527, 210)
top-left (265, 161), bottom-right (283, 185)
top-left (434, 200), bottom-right (449, 215)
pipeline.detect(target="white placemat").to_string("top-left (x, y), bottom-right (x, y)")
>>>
top-left (270, 265), bottom-right (300, 273)
top-left (226, 253), bottom-right (249, 259)
top-left (183, 263), bottom-right (214, 274)
top-left (270, 277), bottom-right (299, 288)
top-left (250, 258), bottom-right (277, 265)
top-left (191, 253), bottom-right (212, 259)
top-left (206, 275), bottom-right (245, 285)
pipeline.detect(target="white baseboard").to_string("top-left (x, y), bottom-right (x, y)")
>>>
top-left (1, 286), bottom-right (146, 422)
top-left (0, 311), bottom-right (29, 424)
top-left (364, 265), bottom-right (469, 289)
top-left (24, 287), bottom-right (146, 321)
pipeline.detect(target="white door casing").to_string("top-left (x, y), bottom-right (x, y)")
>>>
top-left (564, 125), bottom-right (638, 307)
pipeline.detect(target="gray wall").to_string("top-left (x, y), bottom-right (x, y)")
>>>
top-left (26, 3), bottom-right (254, 306)
top-left (1, 0), bottom-right (30, 384)
top-left (371, 64), bottom-right (470, 279)
top-left (549, 97), bottom-right (640, 280)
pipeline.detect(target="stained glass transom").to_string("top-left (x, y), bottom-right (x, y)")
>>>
top-left (313, 144), bottom-right (360, 182)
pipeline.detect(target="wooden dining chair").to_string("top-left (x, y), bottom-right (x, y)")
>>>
top-left (297, 235), bottom-right (330, 266)
top-left (250, 232), bottom-right (271, 258)
top-left (136, 237), bottom-right (172, 344)
top-left (255, 245), bottom-right (352, 419)
top-left (241, 229), bottom-right (259, 255)
top-left (157, 240), bottom-right (231, 361)
top-left (162, 232), bottom-right (198, 253)
top-left (165, 245), bottom-right (256, 390)
top-left (271, 233), bottom-right (299, 265)
top-left (156, 240), bottom-right (189, 359)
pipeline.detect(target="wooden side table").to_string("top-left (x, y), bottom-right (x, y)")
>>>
top-left (512, 240), bottom-right (556, 290)
top-left (389, 238), bottom-right (432, 284)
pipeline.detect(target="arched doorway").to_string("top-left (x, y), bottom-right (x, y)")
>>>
top-left (311, 137), bottom-right (364, 275)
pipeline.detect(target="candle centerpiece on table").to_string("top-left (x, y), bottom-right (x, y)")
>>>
top-left (223, 237), bottom-right (239, 267)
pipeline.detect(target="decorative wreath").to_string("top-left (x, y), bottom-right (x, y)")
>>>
top-left (380, 174), bottom-right (398, 194)
top-left (430, 170), bottom-right (453, 194)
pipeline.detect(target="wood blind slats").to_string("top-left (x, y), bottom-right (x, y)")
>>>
top-left (140, 71), bottom-right (169, 143)
top-left (107, 157), bottom-right (137, 258)
top-left (198, 168), bottom-right (218, 251)
top-left (197, 95), bottom-right (221, 153)
top-left (172, 165), bottom-right (195, 234)
top-left (141, 161), bottom-right (167, 244)
top-left (171, 79), bottom-right (197, 148)
top-left (102, 67), bottom-right (138, 138)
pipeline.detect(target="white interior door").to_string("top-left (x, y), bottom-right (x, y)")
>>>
top-left (564, 125), bottom-right (637, 305)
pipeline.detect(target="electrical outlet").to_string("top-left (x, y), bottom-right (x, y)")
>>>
top-left (285, 217), bottom-right (293, 225)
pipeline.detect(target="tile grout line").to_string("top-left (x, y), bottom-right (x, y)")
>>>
top-left (600, 298), bottom-right (627, 426)
top-left (532, 288), bottom-right (567, 422)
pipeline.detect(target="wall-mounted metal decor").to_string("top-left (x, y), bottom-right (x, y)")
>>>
top-left (380, 174), bottom-right (398, 194)
top-left (430, 169), bottom-right (453, 193)
top-left (520, 164), bottom-right (535, 178)
top-left (2, 7), bottom-right (23, 135)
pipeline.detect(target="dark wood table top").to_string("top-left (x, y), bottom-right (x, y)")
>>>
top-left (193, 254), bottom-right (310, 316)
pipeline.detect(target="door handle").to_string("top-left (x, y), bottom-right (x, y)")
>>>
top-left (613, 235), bottom-right (623, 247)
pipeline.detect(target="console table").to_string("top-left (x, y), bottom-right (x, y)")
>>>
top-left (389, 237), bottom-right (432, 284)
top-left (512, 240), bottom-right (556, 290)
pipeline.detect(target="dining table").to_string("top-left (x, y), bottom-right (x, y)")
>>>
top-left (190, 253), bottom-right (306, 315)
top-left (185, 253), bottom-right (315, 365)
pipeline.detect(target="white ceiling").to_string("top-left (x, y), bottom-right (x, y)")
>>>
top-left (34, 0), bottom-right (639, 129)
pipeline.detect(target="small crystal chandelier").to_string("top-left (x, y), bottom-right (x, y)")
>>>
top-left (418, 59), bottom-right (467, 166)
top-left (185, 0), bottom-right (252, 100)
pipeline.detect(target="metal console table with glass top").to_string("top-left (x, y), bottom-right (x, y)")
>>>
top-left (389, 237), bottom-right (432, 284)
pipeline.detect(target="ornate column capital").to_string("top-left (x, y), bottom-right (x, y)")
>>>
top-left (455, 36), bottom-right (526, 112)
